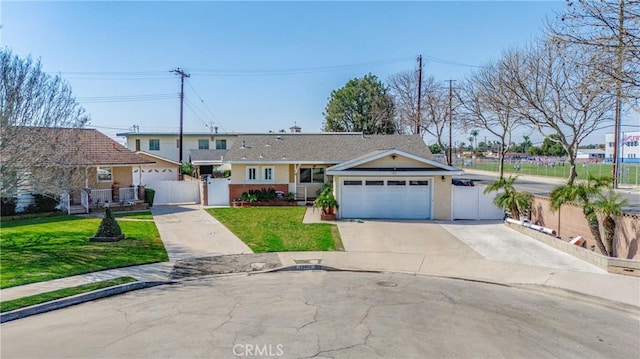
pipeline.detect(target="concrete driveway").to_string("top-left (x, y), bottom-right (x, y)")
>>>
top-left (338, 221), bottom-right (482, 259)
top-left (338, 220), bottom-right (605, 273)
top-left (151, 205), bottom-right (252, 261)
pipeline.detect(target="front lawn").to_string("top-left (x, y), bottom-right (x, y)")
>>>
top-left (114, 211), bottom-right (154, 220)
top-left (0, 215), bottom-right (168, 289)
top-left (207, 207), bottom-right (342, 252)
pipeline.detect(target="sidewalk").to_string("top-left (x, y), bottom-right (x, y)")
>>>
top-left (2, 205), bottom-right (638, 314)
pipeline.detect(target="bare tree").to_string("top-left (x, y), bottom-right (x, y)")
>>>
top-left (421, 76), bottom-right (455, 165)
top-left (502, 41), bottom-right (615, 185)
top-left (1, 48), bottom-right (89, 198)
top-left (548, 0), bottom-right (640, 97)
top-left (459, 50), bottom-right (525, 179)
top-left (388, 69), bottom-right (420, 135)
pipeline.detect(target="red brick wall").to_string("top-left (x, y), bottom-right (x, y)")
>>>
top-left (530, 195), bottom-right (639, 260)
top-left (229, 184), bottom-right (289, 204)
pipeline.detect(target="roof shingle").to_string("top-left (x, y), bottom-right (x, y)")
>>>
top-left (224, 133), bottom-right (432, 163)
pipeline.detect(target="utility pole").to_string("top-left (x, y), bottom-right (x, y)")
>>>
top-left (612, 0), bottom-right (625, 189)
top-left (416, 55), bottom-right (422, 135)
top-left (447, 79), bottom-right (455, 166)
top-left (172, 68), bottom-right (190, 172)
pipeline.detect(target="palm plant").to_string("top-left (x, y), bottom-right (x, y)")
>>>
top-left (593, 190), bottom-right (627, 257)
top-left (549, 176), bottom-right (611, 255)
top-left (484, 175), bottom-right (532, 219)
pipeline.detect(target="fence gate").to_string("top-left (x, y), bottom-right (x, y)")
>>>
top-left (147, 181), bottom-right (200, 205)
top-left (207, 177), bottom-right (230, 206)
top-left (453, 185), bottom-right (504, 220)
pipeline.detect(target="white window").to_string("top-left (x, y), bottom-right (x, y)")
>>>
top-left (263, 167), bottom-right (274, 181)
top-left (97, 166), bottom-right (113, 182)
top-left (247, 167), bottom-right (258, 181)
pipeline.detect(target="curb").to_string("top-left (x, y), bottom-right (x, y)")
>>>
top-left (0, 281), bottom-right (171, 324)
top-left (512, 283), bottom-right (640, 314)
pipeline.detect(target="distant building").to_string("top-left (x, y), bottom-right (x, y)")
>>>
top-left (605, 132), bottom-right (640, 164)
top-left (576, 149), bottom-right (605, 163)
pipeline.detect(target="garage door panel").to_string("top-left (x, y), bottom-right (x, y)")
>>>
top-left (340, 178), bottom-right (431, 219)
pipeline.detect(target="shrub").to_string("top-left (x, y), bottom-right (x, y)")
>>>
top-left (1, 197), bottom-right (17, 216)
top-left (26, 194), bottom-right (59, 214)
top-left (91, 207), bottom-right (124, 240)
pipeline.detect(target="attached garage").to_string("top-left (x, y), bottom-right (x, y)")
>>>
top-left (327, 149), bottom-right (463, 220)
top-left (339, 177), bottom-right (431, 219)
top-left (133, 151), bottom-right (180, 186)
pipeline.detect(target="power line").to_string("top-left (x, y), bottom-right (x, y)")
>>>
top-left (185, 79), bottom-right (226, 132)
top-left (76, 93), bottom-right (178, 103)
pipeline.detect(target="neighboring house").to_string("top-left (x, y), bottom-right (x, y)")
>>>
top-left (133, 151), bottom-right (181, 185)
top-left (189, 149), bottom-right (228, 177)
top-left (116, 130), bottom-right (237, 164)
top-left (223, 133), bottom-right (463, 220)
top-left (576, 149), bottom-right (605, 163)
top-left (3, 127), bottom-right (155, 213)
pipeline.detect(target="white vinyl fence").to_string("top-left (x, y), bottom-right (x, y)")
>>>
top-left (452, 185), bottom-right (504, 220)
top-left (147, 181), bottom-right (200, 205)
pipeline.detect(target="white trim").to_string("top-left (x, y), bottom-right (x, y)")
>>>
top-left (246, 166), bottom-right (258, 181)
top-left (327, 170), bottom-right (463, 176)
top-left (97, 166), bottom-right (113, 182)
top-left (262, 166), bottom-right (275, 182)
top-left (228, 160), bottom-right (338, 165)
top-left (135, 151), bottom-right (180, 165)
top-left (328, 149), bottom-right (459, 172)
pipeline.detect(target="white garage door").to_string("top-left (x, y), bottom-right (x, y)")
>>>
top-left (339, 178), bottom-right (431, 219)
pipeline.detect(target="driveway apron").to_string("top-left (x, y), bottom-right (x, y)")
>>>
top-left (151, 205), bottom-right (252, 261)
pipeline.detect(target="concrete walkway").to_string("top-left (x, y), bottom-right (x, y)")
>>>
top-left (1, 206), bottom-right (639, 310)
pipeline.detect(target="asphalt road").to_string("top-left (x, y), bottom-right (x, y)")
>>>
top-left (458, 172), bottom-right (640, 213)
top-left (1, 271), bottom-right (638, 358)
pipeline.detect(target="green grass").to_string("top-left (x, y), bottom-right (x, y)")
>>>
top-left (114, 211), bottom-right (154, 220)
top-left (465, 161), bottom-right (639, 184)
top-left (207, 207), bottom-right (342, 252)
top-left (0, 276), bottom-right (136, 313)
top-left (0, 215), bottom-right (168, 289)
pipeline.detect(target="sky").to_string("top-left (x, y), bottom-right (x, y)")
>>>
top-left (2, 0), bottom-right (636, 146)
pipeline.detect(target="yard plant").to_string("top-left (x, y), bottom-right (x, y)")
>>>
top-left (207, 207), bottom-right (341, 252)
top-left (0, 215), bottom-right (168, 288)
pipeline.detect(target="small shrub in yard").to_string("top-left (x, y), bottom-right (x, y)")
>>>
top-left (1, 197), bottom-right (17, 216)
top-left (90, 207), bottom-right (124, 242)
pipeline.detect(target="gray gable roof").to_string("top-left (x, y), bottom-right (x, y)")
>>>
top-left (224, 133), bottom-right (432, 163)
top-left (189, 149), bottom-right (228, 162)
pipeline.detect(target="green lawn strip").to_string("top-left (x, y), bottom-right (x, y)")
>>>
top-left (466, 162), bottom-right (638, 184)
top-left (0, 276), bottom-right (136, 313)
top-left (113, 211), bottom-right (154, 220)
top-left (0, 215), bottom-right (168, 289)
top-left (207, 207), bottom-right (337, 252)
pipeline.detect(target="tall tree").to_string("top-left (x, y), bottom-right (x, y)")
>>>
top-left (323, 73), bottom-right (396, 134)
top-left (460, 52), bottom-right (524, 179)
top-left (501, 41), bottom-right (615, 184)
top-left (421, 76), bottom-right (454, 165)
top-left (388, 69), bottom-right (421, 135)
top-left (1, 48), bottom-right (89, 198)
top-left (548, 0), bottom-right (640, 102)
top-left (470, 129), bottom-right (479, 151)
